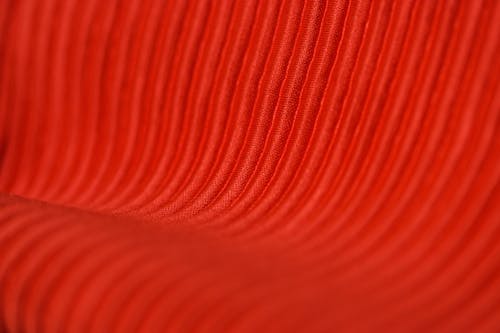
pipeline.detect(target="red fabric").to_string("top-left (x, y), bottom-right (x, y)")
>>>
top-left (1, 0), bottom-right (500, 332)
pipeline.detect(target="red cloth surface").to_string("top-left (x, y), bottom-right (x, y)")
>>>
top-left (1, 0), bottom-right (500, 332)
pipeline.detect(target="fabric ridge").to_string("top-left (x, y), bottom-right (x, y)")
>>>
top-left (0, 0), bottom-right (499, 332)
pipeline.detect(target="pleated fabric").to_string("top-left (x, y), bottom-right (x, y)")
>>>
top-left (1, 0), bottom-right (500, 331)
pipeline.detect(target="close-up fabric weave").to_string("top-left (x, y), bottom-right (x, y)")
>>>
top-left (1, 0), bottom-right (500, 332)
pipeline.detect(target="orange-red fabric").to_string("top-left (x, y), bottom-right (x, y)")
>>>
top-left (1, 0), bottom-right (500, 332)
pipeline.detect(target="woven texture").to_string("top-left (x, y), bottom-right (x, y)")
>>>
top-left (1, 0), bottom-right (500, 332)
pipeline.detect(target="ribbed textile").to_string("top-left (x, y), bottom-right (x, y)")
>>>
top-left (1, 0), bottom-right (500, 331)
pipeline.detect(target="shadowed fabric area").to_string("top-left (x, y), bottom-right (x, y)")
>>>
top-left (1, 0), bottom-right (500, 332)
